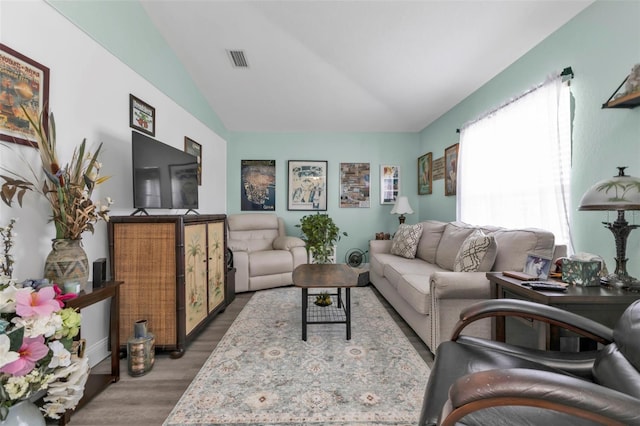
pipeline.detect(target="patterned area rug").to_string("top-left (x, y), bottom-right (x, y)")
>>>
top-left (163, 286), bottom-right (430, 425)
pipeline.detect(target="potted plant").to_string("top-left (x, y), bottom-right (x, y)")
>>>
top-left (296, 213), bottom-right (347, 264)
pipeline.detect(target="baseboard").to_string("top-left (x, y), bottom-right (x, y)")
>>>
top-left (85, 336), bottom-right (110, 368)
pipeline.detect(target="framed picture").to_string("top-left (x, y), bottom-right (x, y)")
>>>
top-left (184, 137), bottom-right (202, 185)
top-left (444, 143), bottom-right (459, 196)
top-left (241, 160), bottom-right (276, 211)
top-left (339, 162), bottom-right (370, 208)
top-left (380, 164), bottom-right (400, 204)
top-left (288, 160), bottom-right (327, 211)
top-left (432, 156), bottom-right (445, 180)
top-left (0, 44), bottom-right (50, 148)
top-left (418, 152), bottom-right (432, 195)
top-left (129, 94), bottom-right (155, 136)
top-left (523, 253), bottom-right (553, 280)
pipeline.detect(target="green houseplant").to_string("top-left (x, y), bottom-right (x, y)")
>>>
top-left (296, 213), bottom-right (347, 264)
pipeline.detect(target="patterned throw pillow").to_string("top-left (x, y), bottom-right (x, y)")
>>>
top-left (390, 224), bottom-right (424, 259)
top-left (453, 230), bottom-right (498, 272)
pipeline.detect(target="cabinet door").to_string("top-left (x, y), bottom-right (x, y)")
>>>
top-left (207, 221), bottom-right (225, 313)
top-left (184, 224), bottom-right (208, 334)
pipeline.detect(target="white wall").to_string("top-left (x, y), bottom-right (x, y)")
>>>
top-left (1, 1), bottom-right (227, 366)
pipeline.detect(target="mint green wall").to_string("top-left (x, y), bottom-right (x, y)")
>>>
top-left (48, 0), bottom-right (229, 141)
top-left (228, 132), bottom-right (420, 261)
top-left (419, 0), bottom-right (640, 276)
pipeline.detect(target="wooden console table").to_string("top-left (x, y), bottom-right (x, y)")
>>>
top-left (58, 280), bottom-right (124, 425)
top-left (488, 272), bottom-right (640, 350)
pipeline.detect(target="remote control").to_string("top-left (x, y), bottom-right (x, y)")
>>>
top-left (522, 281), bottom-right (567, 292)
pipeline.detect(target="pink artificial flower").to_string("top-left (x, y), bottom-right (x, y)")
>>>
top-left (15, 286), bottom-right (61, 318)
top-left (0, 335), bottom-right (49, 376)
top-left (52, 284), bottom-right (77, 308)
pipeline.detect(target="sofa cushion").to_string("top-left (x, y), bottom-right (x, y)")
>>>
top-left (273, 236), bottom-right (305, 250)
top-left (390, 223), bottom-right (424, 259)
top-left (397, 274), bottom-right (432, 315)
top-left (453, 230), bottom-right (498, 272)
top-left (415, 220), bottom-right (447, 264)
top-left (248, 250), bottom-right (293, 276)
top-left (435, 222), bottom-right (477, 270)
top-left (490, 228), bottom-right (555, 272)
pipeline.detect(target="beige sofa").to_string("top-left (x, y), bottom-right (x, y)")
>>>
top-left (369, 220), bottom-right (566, 352)
top-left (227, 213), bottom-right (307, 292)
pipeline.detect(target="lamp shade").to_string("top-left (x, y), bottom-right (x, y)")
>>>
top-left (579, 167), bottom-right (640, 211)
top-left (390, 196), bottom-right (414, 215)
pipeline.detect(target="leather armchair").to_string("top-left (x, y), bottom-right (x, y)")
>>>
top-left (420, 298), bottom-right (640, 426)
top-left (227, 213), bottom-right (307, 292)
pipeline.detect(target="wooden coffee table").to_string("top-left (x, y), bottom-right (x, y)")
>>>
top-left (293, 263), bottom-right (361, 341)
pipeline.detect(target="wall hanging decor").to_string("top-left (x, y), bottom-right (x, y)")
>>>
top-left (288, 160), bottom-right (327, 211)
top-left (241, 159), bottom-right (276, 211)
top-left (339, 162), bottom-right (370, 208)
top-left (129, 94), bottom-right (155, 136)
top-left (418, 152), bottom-right (432, 195)
top-left (0, 43), bottom-right (49, 147)
top-left (380, 164), bottom-right (400, 204)
top-left (444, 143), bottom-right (459, 196)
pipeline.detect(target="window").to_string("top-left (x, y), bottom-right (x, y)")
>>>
top-left (457, 75), bottom-right (573, 252)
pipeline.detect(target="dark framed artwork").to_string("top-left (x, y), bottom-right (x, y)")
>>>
top-left (380, 164), bottom-right (400, 204)
top-left (288, 160), bottom-right (327, 211)
top-left (241, 160), bottom-right (276, 211)
top-left (418, 152), bottom-right (432, 195)
top-left (184, 137), bottom-right (202, 185)
top-left (444, 143), bottom-right (459, 196)
top-left (0, 44), bottom-right (50, 148)
top-left (339, 162), bottom-right (370, 208)
top-left (129, 94), bottom-right (155, 136)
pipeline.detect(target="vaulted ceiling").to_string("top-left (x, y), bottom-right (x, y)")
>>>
top-left (141, 1), bottom-right (592, 133)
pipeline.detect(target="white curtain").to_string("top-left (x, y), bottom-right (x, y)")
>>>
top-left (458, 75), bottom-right (574, 252)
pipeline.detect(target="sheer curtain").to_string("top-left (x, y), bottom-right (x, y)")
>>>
top-left (457, 74), bottom-right (574, 252)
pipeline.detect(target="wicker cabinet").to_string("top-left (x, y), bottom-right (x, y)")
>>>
top-left (108, 214), bottom-right (227, 358)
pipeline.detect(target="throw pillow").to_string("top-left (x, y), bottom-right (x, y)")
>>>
top-left (390, 223), bottom-right (424, 259)
top-left (453, 230), bottom-right (498, 272)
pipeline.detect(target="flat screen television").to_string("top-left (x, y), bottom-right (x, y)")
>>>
top-left (132, 131), bottom-right (199, 211)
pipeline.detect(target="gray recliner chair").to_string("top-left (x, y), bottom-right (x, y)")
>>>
top-left (420, 298), bottom-right (640, 425)
top-left (227, 213), bottom-right (307, 292)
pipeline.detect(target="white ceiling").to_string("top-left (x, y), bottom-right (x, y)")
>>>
top-left (141, 1), bottom-right (592, 133)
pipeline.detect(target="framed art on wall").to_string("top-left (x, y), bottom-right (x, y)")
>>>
top-left (184, 137), bottom-right (202, 185)
top-left (241, 159), bottom-right (276, 211)
top-left (0, 44), bottom-right (50, 148)
top-left (380, 164), bottom-right (400, 204)
top-left (288, 160), bottom-right (327, 211)
top-left (129, 94), bottom-right (155, 136)
top-left (339, 162), bottom-right (370, 208)
top-left (444, 143), bottom-right (459, 196)
top-left (418, 152), bottom-right (432, 195)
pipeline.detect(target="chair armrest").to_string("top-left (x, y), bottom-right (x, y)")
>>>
top-left (228, 240), bottom-right (249, 252)
top-left (273, 236), bottom-right (305, 251)
top-left (431, 272), bottom-right (491, 299)
top-left (450, 299), bottom-right (614, 345)
top-left (440, 368), bottom-right (640, 426)
top-left (369, 239), bottom-right (392, 254)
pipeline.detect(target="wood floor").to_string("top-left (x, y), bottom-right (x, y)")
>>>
top-left (64, 285), bottom-right (434, 426)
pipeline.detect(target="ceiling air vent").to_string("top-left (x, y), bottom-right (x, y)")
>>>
top-left (227, 50), bottom-right (249, 68)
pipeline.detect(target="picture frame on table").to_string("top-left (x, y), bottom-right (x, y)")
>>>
top-left (184, 137), bottom-right (202, 185)
top-left (444, 143), bottom-right (459, 196)
top-left (380, 164), bottom-right (400, 204)
top-left (129, 94), bottom-right (155, 136)
top-left (418, 152), bottom-right (432, 195)
top-left (0, 44), bottom-right (50, 148)
top-left (339, 162), bottom-right (370, 208)
top-left (288, 160), bottom-right (327, 211)
top-left (523, 253), bottom-right (553, 280)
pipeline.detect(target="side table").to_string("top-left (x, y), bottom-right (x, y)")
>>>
top-left (58, 280), bottom-right (124, 425)
top-left (487, 272), bottom-right (640, 351)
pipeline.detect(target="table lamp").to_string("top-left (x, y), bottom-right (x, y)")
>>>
top-left (579, 167), bottom-right (640, 289)
top-left (390, 196), bottom-right (414, 224)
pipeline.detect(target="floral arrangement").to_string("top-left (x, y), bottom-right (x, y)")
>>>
top-left (0, 274), bottom-right (88, 420)
top-left (0, 106), bottom-right (112, 240)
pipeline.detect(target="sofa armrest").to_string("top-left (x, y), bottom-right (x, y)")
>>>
top-left (431, 272), bottom-right (492, 299)
top-left (273, 236), bottom-right (305, 251)
top-left (369, 239), bottom-right (393, 254)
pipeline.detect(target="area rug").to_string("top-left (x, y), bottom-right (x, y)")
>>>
top-left (163, 286), bottom-right (430, 425)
